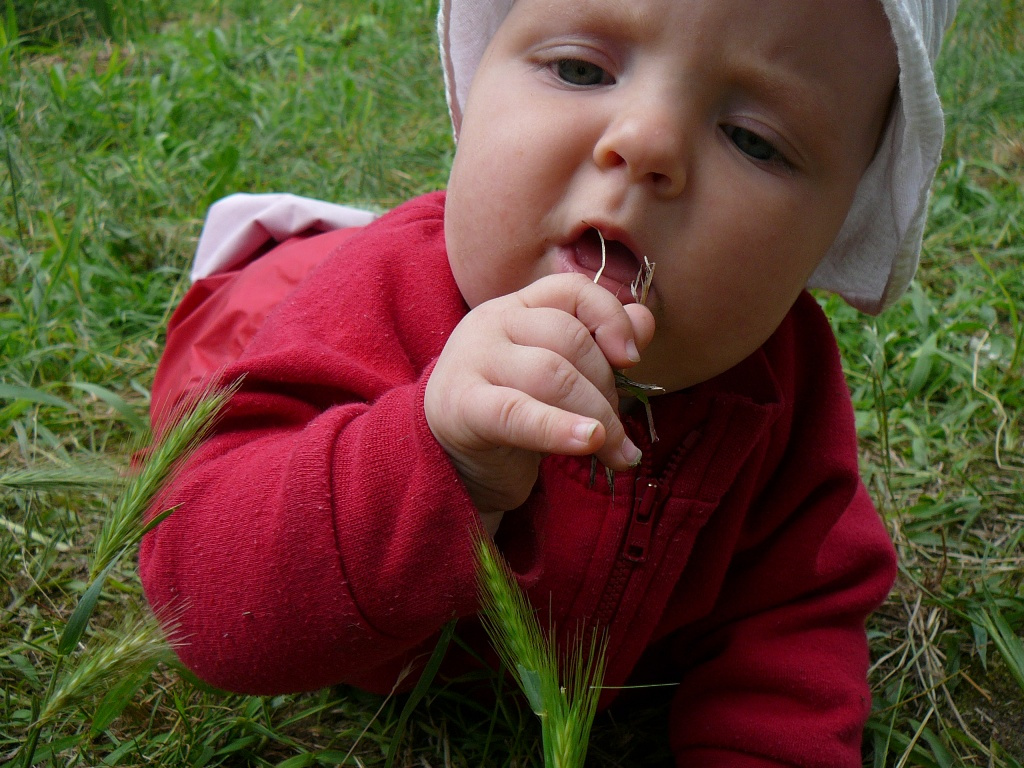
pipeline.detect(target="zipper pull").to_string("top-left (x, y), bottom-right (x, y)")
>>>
top-left (623, 478), bottom-right (661, 563)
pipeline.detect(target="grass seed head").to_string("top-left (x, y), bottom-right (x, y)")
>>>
top-left (476, 534), bottom-right (608, 767)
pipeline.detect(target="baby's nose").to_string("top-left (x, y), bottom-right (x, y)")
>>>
top-left (593, 105), bottom-right (688, 198)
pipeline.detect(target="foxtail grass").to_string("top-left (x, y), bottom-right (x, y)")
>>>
top-left (0, 464), bottom-right (118, 492)
top-left (17, 381), bottom-right (238, 768)
top-left (476, 535), bottom-right (608, 768)
top-left (90, 378), bottom-right (239, 580)
top-left (37, 611), bottom-right (175, 726)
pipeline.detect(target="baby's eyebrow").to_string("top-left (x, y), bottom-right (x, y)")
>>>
top-left (540, 0), bottom-right (659, 42)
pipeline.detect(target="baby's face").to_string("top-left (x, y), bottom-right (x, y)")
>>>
top-left (444, 0), bottom-right (898, 393)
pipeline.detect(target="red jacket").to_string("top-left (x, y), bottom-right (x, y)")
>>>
top-left (141, 191), bottom-right (896, 767)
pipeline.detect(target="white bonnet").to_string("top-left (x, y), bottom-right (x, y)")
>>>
top-left (438, 0), bottom-right (959, 314)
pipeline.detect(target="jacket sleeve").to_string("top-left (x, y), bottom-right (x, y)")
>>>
top-left (139, 197), bottom-right (485, 696)
top-left (664, 298), bottom-right (897, 767)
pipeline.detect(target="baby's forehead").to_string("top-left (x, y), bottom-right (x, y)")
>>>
top-left (507, 0), bottom-right (898, 54)
top-left (506, 0), bottom-right (898, 79)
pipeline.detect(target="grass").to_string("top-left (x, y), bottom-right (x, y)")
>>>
top-left (477, 535), bottom-right (608, 768)
top-left (0, 0), bottom-right (1022, 765)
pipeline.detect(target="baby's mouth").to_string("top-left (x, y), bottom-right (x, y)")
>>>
top-left (573, 227), bottom-right (642, 299)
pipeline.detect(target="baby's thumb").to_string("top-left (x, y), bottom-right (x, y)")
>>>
top-left (624, 303), bottom-right (656, 359)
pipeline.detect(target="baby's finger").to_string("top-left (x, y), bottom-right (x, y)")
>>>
top-left (479, 346), bottom-right (641, 471)
top-left (623, 302), bottom-right (656, 361)
top-left (461, 385), bottom-right (640, 470)
top-left (516, 274), bottom-right (645, 370)
top-left (497, 306), bottom-right (619, 409)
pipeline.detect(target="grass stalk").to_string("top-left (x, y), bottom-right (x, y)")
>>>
top-left (19, 612), bottom-right (173, 766)
top-left (0, 464), bottom-right (118, 492)
top-left (476, 535), bottom-right (608, 768)
top-left (38, 612), bottom-right (173, 726)
top-left (3, 126), bottom-right (25, 249)
top-left (16, 385), bottom-right (234, 766)
top-left (90, 378), bottom-right (239, 580)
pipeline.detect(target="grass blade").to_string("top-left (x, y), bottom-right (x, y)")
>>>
top-left (383, 619), bottom-right (457, 768)
top-left (58, 559), bottom-right (117, 655)
top-left (974, 604), bottom-right (1024, 694)
top-left (69, 382), bottom-right (149, 433)
top-left (90, 658), bottom-right (159, 735)
top-left (0, 383), bottom-right (75, 411)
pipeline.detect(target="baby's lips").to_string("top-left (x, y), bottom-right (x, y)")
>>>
top-left (573, 227), bottom-right (645, 300)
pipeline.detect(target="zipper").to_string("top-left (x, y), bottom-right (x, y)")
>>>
top-left (592, 482), bottom-right (664, 625)
top-left (621, 428), bottom-right (699, 564)
top-left (622, 477), bottom-right (663, 563)
top-left (591, 429), bottom-right (702, 625)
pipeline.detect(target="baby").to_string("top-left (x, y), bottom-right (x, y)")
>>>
top-left (141, 0), bottom-right (957, 764)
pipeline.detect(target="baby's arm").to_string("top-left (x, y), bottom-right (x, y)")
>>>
top-left (425, 273), bottom-right (655, 533)
top-left (140, 199), bottom-right (542, 695)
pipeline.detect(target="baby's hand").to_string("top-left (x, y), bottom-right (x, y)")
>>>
top-left (424, 273), bottom-right (655, 531)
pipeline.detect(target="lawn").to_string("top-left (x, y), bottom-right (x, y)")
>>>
top-left (1, 0), bottom-right (1023, 765)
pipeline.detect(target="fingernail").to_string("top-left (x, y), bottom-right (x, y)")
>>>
top-left (621, 438), bottom-right (642, 467)
top-left (573, 421), bottom-right (598, 445)
top-left (626, 339), bottom-right (641, 363)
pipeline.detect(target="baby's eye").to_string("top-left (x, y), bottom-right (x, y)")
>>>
top-left (724, 125), bottom-right (784, 164)
top-left (555, 58), bottom-right (610, 87)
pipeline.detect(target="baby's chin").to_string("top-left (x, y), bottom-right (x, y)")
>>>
top-left (618, 357), bottom-right (691, 396)
top-left (625, 335), bottom-right (748, 394)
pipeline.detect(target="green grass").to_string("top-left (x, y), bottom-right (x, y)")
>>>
top-left (1, 0), bottom-right (1022, 765)
top-left (477, 534), bottom-right (608, 768)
